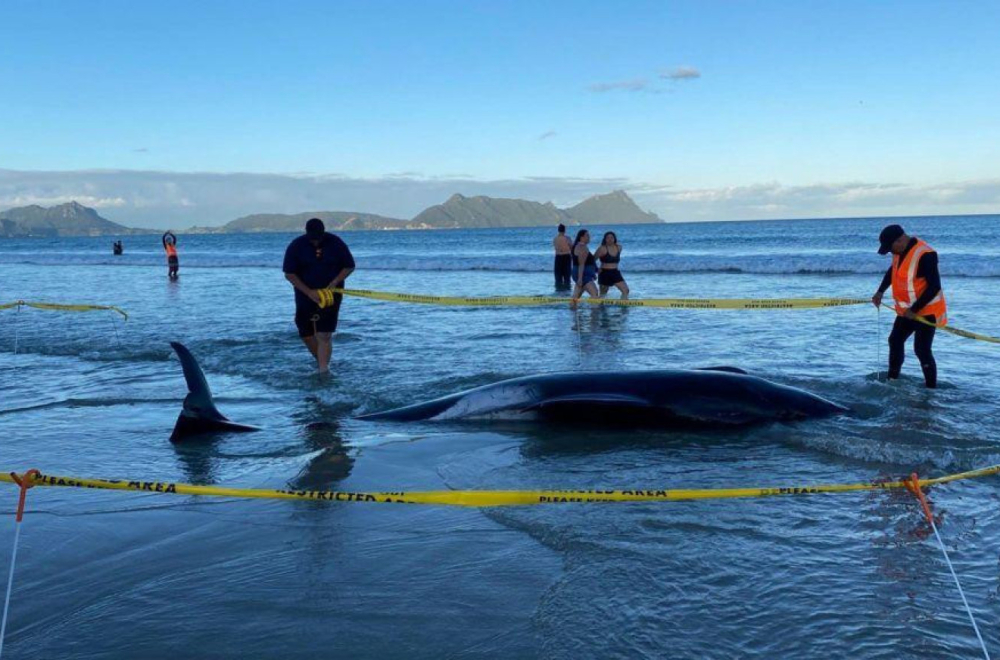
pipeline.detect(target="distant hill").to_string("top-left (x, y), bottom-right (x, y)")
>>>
top-left (218, 210), bottom-right (408, 233)
top-left (0, 191), bottom-right (662, 238)
top-left (566, 190), bottom-right (660, 225)
top-left (0, 201), bottom-right (147, 237)
top-left (222, 190), bottom-right (660, 232)
top-left (410, 193), bottom-right (571, 229)
top-left (409, 191), bottom-right (659, 229)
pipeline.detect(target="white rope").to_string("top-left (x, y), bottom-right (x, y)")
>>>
top-left (0, 520), bottom-right (23, 659)
top-left (11, 305), bottom-right (19, 357)
top-left (926, 513), bottom-right (991, 659)
top-left (2, 307), bottom-right (27, 659)
top-left (108, 310), bottom-right (123, 350)
top-left (575, 304), bottom-right (583, 367)
top-left (875, 306), bottom-right (882, 382)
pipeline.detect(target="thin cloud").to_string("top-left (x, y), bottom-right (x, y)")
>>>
top-left (661, 66), bottom-right (700, 81)
top-left (538, 130), bottom-right (557, 141)
top-left (631, 179), bottom-right (1000, 220)
top-left (132, 147), bottom-right (150, 153)
top-left (588, 68), bottom-right (698, 95)
top-left (587, 78), bottom-right (648, 93)
top-left (0, 194), bottom-right (127, 208)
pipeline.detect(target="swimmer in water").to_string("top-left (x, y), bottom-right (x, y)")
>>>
top-left (162, 232), bottom-right (179, 280)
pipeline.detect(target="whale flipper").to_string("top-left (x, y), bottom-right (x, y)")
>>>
top-left (170, 342), bottom-right (260, 442)
top-left (528, 393), bottom-right (653, 410)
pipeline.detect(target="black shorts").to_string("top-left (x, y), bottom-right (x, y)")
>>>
top-left (168, 256), bottom-right (179, 267)
top-left (598, 269), bottom-right (625, 286)
top-left (295, 294), bottom-right (342, 338)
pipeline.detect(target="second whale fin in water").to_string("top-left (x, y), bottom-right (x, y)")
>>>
top-left (170, 341), bottom-right (261, 442)
top-left (696, 366), bottom-right (749, 375)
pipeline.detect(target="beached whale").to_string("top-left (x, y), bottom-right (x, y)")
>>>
top-left (356, 368), bottom-right (847, 426)
top-left (170, 342), bottom-right (260, 441)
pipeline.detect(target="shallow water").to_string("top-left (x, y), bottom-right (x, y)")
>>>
top-left (1, 216), bottom-right (999, 658)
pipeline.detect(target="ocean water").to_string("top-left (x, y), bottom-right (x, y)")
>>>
top-left (1, 215), bottom-right (999, 659)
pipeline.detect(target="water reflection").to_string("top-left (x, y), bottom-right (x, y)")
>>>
top-left (172, 440), bottom-right (219, 484)
top-left (289, 420), bottom-right (354, 491)
top-left (171, 404), bottom-right (355, 489)
top-left (570, 305), bottom-right (630, 366)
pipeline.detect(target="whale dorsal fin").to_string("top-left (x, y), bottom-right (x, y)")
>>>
top-left (169, 342), bottom-right (260, 442)
top-left (171, 341), bottom-right (226, 421)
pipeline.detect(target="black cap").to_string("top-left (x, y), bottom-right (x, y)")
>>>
top-left (878, 224), bottom-right (904, 255)
top-left (305, 218), bottom-right (325, 240)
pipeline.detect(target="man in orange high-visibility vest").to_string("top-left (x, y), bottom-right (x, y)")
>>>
top-left (871, 224), bottom-right (946, 388)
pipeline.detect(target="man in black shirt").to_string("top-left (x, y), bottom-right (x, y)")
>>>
top-left (871, 224), bottom-right (945, 388)
top-left (283, 218), bottom-right (355, 373)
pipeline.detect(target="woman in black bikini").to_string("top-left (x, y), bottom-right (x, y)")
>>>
top-left (595, 231), bottom-right (629, 299)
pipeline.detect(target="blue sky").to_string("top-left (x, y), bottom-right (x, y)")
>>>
top-left (2, 0), bottom-right (999, 226)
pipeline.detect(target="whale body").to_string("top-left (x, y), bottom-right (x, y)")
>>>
top-left (170, 342), bottom-right (260, 442)
top-left (356, 368), bottom-right (847, 426)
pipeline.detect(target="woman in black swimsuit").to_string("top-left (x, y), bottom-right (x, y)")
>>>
top-left (571, 229), bottom-right (600, 305)
top-left (595, 231), bottom-right (629, 299)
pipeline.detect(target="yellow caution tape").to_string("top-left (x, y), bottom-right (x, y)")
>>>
top-left (2, 464), bottom-right (998, 507)
top-left (937, 325), bottom-right (1000, 344)
top-left (0, 300), bottom-right (128, 320)
top-left (322, 288), bottom-right (868, 310)
top-left (881, 304), bottom-right (999, 345)
top-left (319, 289), bottom-right (997, 343)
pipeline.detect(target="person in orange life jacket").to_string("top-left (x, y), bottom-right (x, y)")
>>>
top-left (871, 224), bottom-right (946, 388)
top-left (162, 232), bottom-right (179, 280)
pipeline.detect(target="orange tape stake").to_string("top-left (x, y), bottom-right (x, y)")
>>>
top-left (906, 473), bottom-right (991, 660)
top-left (0, 469), bottom-right (38, 660)
top-left (906, 473), bottom-right (936, 525)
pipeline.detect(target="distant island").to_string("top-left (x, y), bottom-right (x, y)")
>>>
top-left (0, 191), bottom-right (661, 238)
top-left (197, 190), bottom-right (660, 233)
top-left (0, 201), bottom-right (158, 238)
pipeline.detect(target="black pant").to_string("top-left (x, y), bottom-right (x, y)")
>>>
top-left (554, 254), bottom-right (572, 289)
top-left (888, 314), bottom-right (937, 388)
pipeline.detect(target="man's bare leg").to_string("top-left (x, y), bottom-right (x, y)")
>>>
top-left (316, 332), bottom-right (333, 373)
top-left (301, 335), bottom-right (318, 358)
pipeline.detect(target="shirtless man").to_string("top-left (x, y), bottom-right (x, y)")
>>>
top-left (553, 223), bottom-right (573, 289)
